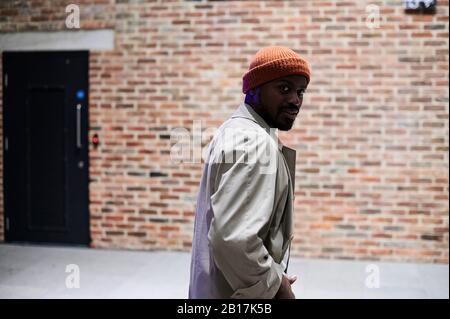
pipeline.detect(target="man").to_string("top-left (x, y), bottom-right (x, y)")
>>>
top-left (189, 46), bottom-right (311, 299)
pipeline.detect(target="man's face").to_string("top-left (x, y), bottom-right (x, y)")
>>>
top-left (249, 75), bottom-right (308, 131)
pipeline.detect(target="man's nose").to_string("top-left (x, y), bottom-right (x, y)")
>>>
top-left (288, 94), bottom-right (302, 108)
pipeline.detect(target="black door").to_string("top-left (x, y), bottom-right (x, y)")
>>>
top-left (2, 51), bottom-right (90, 245)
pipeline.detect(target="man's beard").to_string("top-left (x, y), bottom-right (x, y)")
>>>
top-left (258, 94), bottom-right (293, 131)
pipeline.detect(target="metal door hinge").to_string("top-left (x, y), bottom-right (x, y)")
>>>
top-left (5, 217), bottom-right (9, 231)
top-left (4, 73), bottom-right (7, 88)
top-left (4, 137), bottom-right (8, 151)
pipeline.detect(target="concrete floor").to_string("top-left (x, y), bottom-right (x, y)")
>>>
top-left (0, 243), bottom-right (448, 299)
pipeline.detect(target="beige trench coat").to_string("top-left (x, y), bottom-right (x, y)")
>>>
top-left (188, 102), bottom-right (296, 299)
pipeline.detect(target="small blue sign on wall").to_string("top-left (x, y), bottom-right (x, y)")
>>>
top-left (404, 0), bottom-right (437, 11)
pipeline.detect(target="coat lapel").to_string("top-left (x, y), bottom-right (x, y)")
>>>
top-left (281, 145), bottom-right (296, 191)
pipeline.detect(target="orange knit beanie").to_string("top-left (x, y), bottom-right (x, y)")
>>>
top-left (242, 46), bottom-right (311, 94)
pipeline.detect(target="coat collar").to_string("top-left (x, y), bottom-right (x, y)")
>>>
top-left (231, 102), bottom-right (272, 131)
top-left (231, 102), bottom-right (284, 151)
top-left (231, 102), bottom-right (297, 191)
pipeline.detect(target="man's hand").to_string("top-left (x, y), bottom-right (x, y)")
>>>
top-left (288, 275), bottom-right (298, 285)
top-left (274, 274), bottom-right (297, 299)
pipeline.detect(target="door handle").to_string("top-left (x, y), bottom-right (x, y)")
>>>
top-left (76, 103), bottom-right (82, 149)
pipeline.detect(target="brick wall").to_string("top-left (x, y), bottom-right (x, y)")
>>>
top-left (0, 0), bottom-right (448, 263)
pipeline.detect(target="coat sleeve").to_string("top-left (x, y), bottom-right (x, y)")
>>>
top-left (207, 136), bottom-right (285, 299)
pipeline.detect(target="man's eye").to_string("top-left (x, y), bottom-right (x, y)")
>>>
top-left (280, 86), bottom-right (290, 93)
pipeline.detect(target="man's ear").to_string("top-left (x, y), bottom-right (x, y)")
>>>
top-left (246, 87), bottom-right (260, 104)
